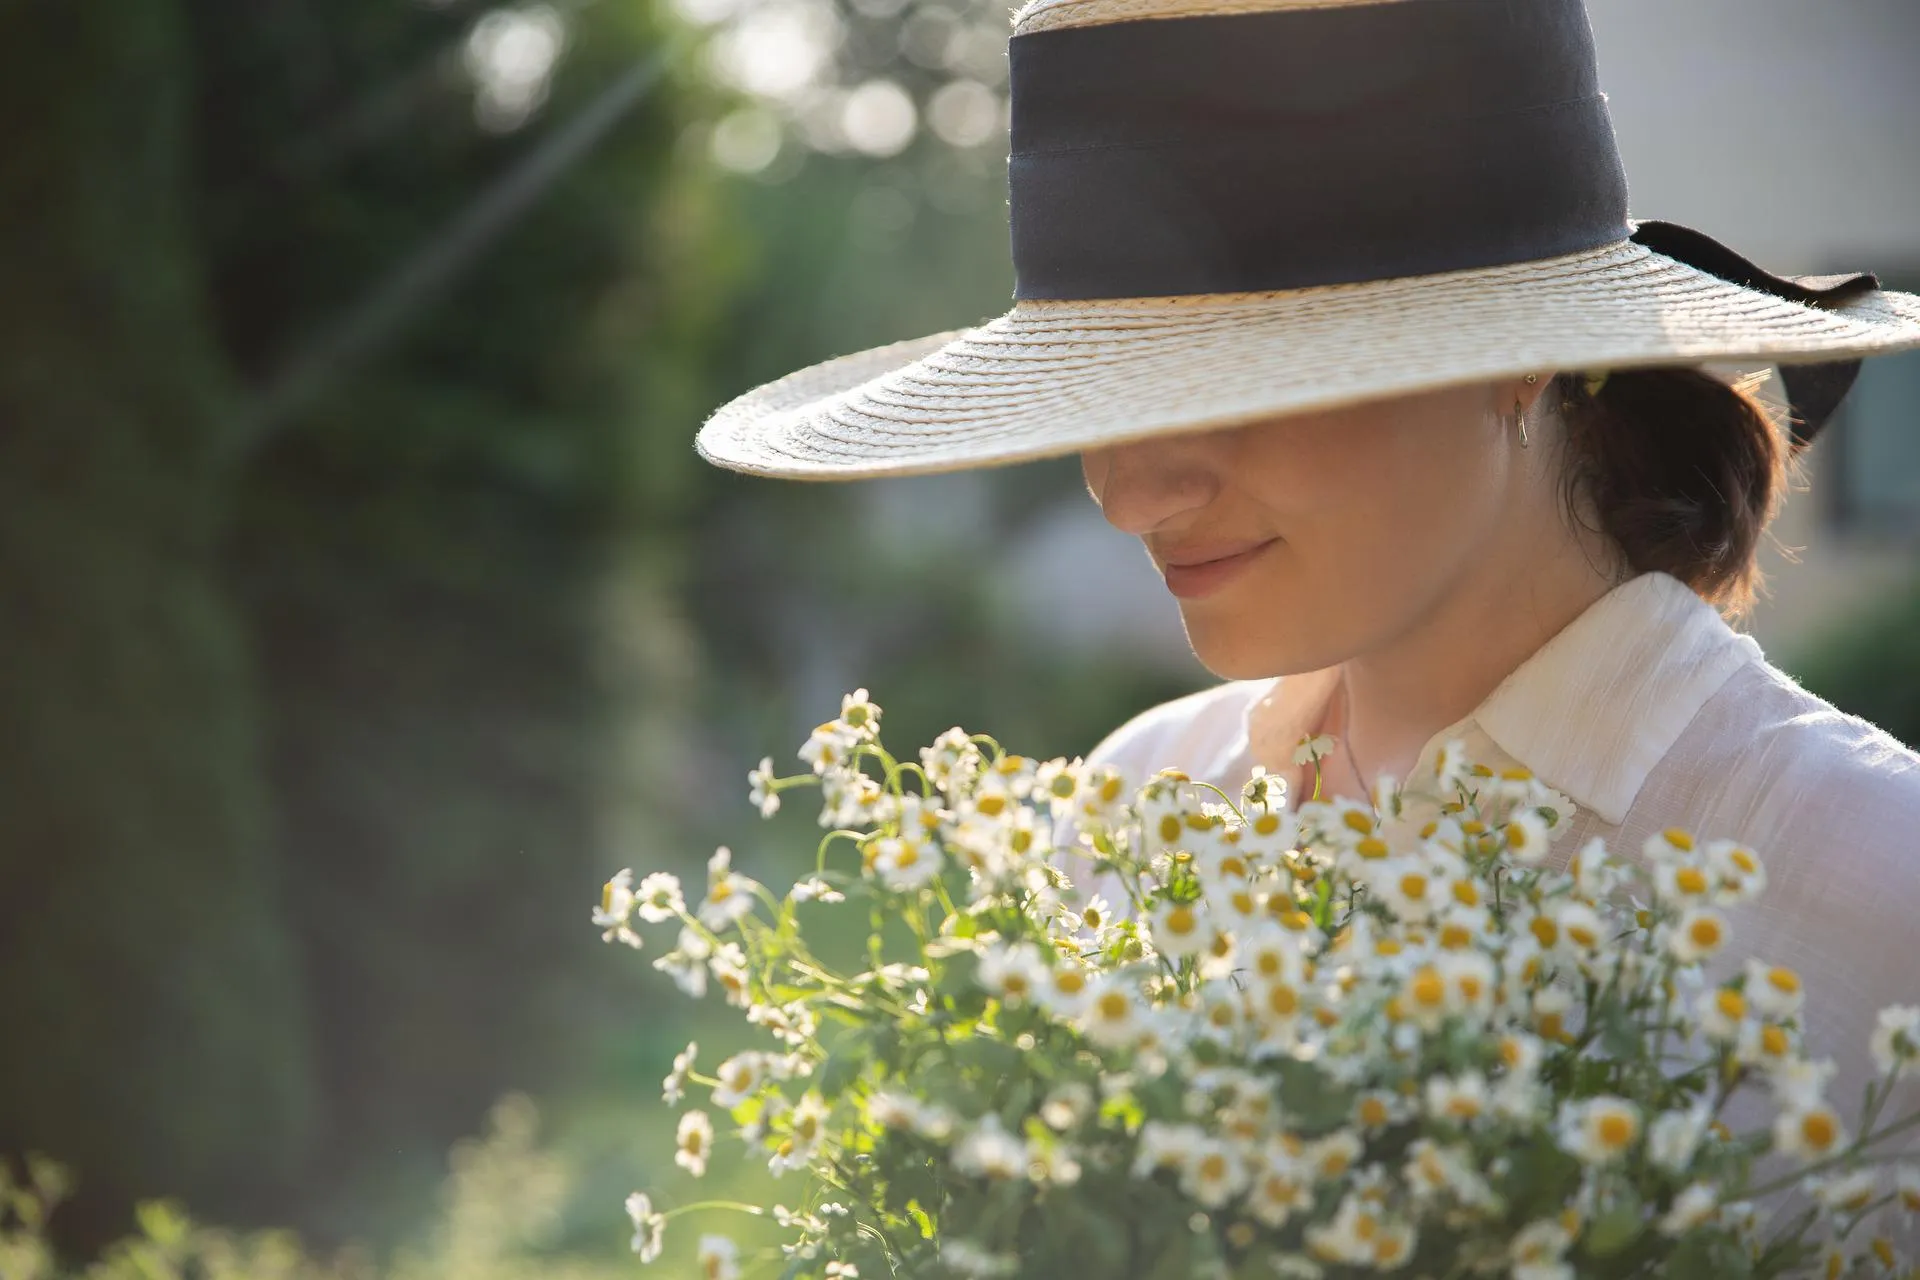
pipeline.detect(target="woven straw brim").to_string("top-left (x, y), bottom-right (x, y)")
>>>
top-left (696, 239), bottom-right (1920, 480)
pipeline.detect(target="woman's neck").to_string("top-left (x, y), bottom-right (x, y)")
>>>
top-left (1334, 541), bottom-right (1622, 790)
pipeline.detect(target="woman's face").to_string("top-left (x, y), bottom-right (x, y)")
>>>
top-left (1080, 382), bottom-right (1544, 680)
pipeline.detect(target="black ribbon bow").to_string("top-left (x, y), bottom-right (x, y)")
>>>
top-left (1629, 221), bottom-right (1880, 448)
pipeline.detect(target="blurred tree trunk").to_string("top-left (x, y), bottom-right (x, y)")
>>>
top-left (0, 0), bottom-right (314, 1240)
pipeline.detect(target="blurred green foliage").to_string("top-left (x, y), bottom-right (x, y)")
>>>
top-left (0, 0), bottom-right (1196, 1260)
top-left (0, 1095), bottom-right (768, 1280)
top-left (0, 0), bottom-right (738, 1246)
top-left (1788, 575), bottom-right (1920, 751)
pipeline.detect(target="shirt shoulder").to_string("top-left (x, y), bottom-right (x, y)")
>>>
top-left (1691, 658), bottom-right (1920, 813)
top-left (1085, 679), bottom-right (1274, 783)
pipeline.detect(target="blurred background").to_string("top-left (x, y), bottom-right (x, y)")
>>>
top-left (0, 0), bottom-right (1915, 1273)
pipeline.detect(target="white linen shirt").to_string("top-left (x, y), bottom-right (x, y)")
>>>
top-left (1087, 570), bottom-right (1920, 1177)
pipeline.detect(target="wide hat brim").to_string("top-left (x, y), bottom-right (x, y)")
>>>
top-left (695, 237), bottom-right (1920, 481)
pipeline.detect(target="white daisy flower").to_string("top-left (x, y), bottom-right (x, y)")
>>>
top-left (1812, 1168), bottom-right (1880, 1217)
top-left (662, 1041), bottom-right (697, 1105)
top-left (1508, 1217), bottom-right (1575, 1278)
top-left (1040, 1082), bottom-right (1094, 1131)
top-left (1705, 839), bottom-right (1767, 904)
top-left (1870, 1005), bottom-right (1920, 1080)
top-left (1247, 1148), bottom-right (1315, 1228)
top-left (625, 1191), bottom-right (665, 1261)
top-left (699, 847), bottom-right (759, 929)
top-left (1503, 808), bottom-right (1552, 864)
top-left (1426, 1071), bottom-right (1492, 1126)
top-left (746, 756), bottom-right (780, 817)
top-left (675, 1110), bottom-right (714, 1177)
top-left (1243, 764), bottom-right (1289, 812)
top-left (1374, 856), bottom-right (1444, 923)
top-left (1667, 906), bottom-right (1730, 964)
top-left (1556, 1096), bottom-right (1641, 1165)
top-left (1895, 1164), bottom-right (1920, 1216)
top-left (1643, 827), bottom-right (1699, 863)
top-left (977, 941), bottom-right (1047, 1006)
top-left (1768, 1056), bottom-right (1838, 1111)
top-left (1696, 985), bottom-right (1749, 1043)
top-left (1552, 900), bottom-right (1607, 953)
top-left (1651, 857), bottom-right (1714, 907)
top-left (1149, 898), bottom-right (1212, 958)
top-left (799, 719), bottom-right (859, 775)
top-left (1078, 978), bottom-right (1147, 1048)
top-left (710, 1050), bottom-right (768, 1109)
top-left (1294, 734), bottom-right (1335, 766)
top-left (770, 1092), bottom-right (831, 1176)
top-left (696, 1234), bottom-right (740, 1280)
top-left (1742, 959), bottom-right (1804, 1020)
top-left (1178, 1137), bottom-right (1247, 1208)
top-left (709, 941), bottom-right (751, 1007)
top-left (1025, 1140), bottom-right (1082, 1186)
top-left (593, 869), bottom-right (643, 948)
top-left (789, 875), bottom-right (844, 904)
top-left (1657, 1182), bottom-right (1720, 1236)
top-left (635, 872), bottom-right (685, 923)
top-left (1035, 961), bottom-right (1096, 1018)
top-left (653, 927), bottom-right (713, 999)
top-left (953, 1115), bottom-right (1026, 1180)
top-left (837, 688), bottom-right (880, 737)
top-left (1647, 1104), bottom-right (1712, 1173)
top-left (1772, 1103), bottom-right (1846, 1162)
top-left (870, 835), bottom-right (942, 892)
top-left (1433, 738), bottom-right (1469, 791)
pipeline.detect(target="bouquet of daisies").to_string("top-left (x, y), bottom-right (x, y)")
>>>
top-left (596, 691), bottom-right (1920, 1280)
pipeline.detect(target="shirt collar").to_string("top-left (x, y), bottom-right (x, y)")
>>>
top-left (1464, 571), bottom-right (1762, 825)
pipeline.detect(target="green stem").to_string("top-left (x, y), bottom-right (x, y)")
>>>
top-left (660, 1199), bottom-right (769, 1220)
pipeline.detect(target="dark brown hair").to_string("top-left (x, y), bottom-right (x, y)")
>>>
top-left (1551, 368), bottom-right (1791, 620)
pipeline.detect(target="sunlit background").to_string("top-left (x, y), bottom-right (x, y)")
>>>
top-left (2, 0), bottom-right (1917, 1273)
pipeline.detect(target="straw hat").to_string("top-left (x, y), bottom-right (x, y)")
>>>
top-left (696, 0), bottom-right (1920, 481)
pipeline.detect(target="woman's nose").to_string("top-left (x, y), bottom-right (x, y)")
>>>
top-left (1081, 436), bottom-right (1221, 537)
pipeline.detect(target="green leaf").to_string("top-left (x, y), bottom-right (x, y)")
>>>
top-left (1582, 1190), bottom-right (1645, 1258)
top-left (819, 1044), bottom-right (865, 1100)
top-left (907, 1198), bottom-right (936, 1239)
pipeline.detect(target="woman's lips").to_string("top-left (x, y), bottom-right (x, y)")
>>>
top-left (1159, 539), bottom-right (1279, 599)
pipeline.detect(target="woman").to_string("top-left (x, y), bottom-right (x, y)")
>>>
top-left (697, 0), bottom-right (1920, 1186)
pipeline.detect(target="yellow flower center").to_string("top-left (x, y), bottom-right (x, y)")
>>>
top-left (1410, 967), bottom-right (1446, 1008)
top-left (1761, 1024), bottom-right (1790, 1057)
top-left (1158, 815), bottom-right (1182, 844)
top-left (1254, 813), bottom-right (1282, 836)
top-left (1165, 906), bottom-right (1198, 936)
top-left (1663, 828), bottom-right (1695, 851)
top-left (1675, 866), bottom-right (1709, 895)
top-left (1530, 917), bottom-right (1559, 948)
top-left (1358, 1096), bottom-right (1390, 1127)
top-left (1055, 969), bottom-right (1086, 995)
top-left (1267, 985), bottom-right (1299, 1016)
top-left (1356, 837), bottom-right (1389, 860)
top-left (1595, 1111), bottom-right (1636, 1150)
top-left (1344, 811), bottom-right (1374, 834)
top-left (1687, 916), bottom-right (1723, 949)
top-left (1767, 967), bottom-right (1800, 995)
top-left (1440, 924), bottom-right (1473, 950)
top-left (1097, 991), bottom-right (1130, 1021)
top-left (1716, 989), bottom-right (1746, 1021)
top-left (1399, 874), bottom-right (1429, 900)
top-left (1801, 1111), bottom-right (1838, 1151)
